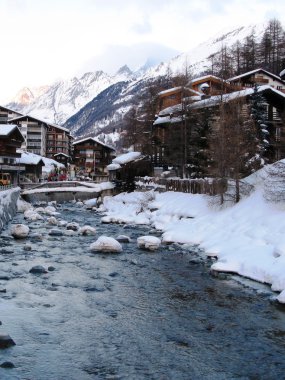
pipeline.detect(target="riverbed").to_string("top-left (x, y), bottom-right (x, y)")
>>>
top-left (0, 202), bottom-right (285, 380)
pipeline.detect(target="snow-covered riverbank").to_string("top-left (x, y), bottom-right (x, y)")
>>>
top-left (99, 160), bottom-right (285, 303)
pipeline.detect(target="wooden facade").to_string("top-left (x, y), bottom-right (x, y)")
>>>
top-left (46, 124), bottom-right (73, 161)
top-left (153, 84), bottom-right (285, 176)
top-left (0, 124), bottom-right (25, 182)
top-left (190, 75), bottom-right (234, 96)
top-left (73, 137), bottom-right (115, 177)
top-left (229, 69), bottom-right (285, 93)
top-left (157, 87), bottom-right (199, 112)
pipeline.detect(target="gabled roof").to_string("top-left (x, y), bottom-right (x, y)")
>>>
top-left (54, 152), bottom-right (70, 158)
top-left (154, 85), bottom-right (285, 125)
top-left (0, 104), bottom-right (23, 116)
top-left (8, 114), bottom-right (70, 133)
top-left (228, 68), bottom-right (285, 83)
top-left (0, 124), bottom-right (25, 141)
top-left (158, 87), bottom-right (199, 97)
top-left (73, 137), bottom-right (115, 151)
top-left (190, 75), bottom-right (228, 85)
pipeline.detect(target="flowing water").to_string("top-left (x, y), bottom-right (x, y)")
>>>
top-left (0, 203), bottom-right (285, 380)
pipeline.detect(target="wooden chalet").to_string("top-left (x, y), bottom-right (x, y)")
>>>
top-left (153, 84), bottom-right (285, 175)
top-left (157, 87), bottom-right (200, 112)
top-left (229, 68), bottom-right (285, 93)
top-left (0, 124), bottom-right (25, 183)
top-left (73, 137), bottom-right (115, 178)
top-left (54, 152), bottom-right (70, 167)
top-left (15, 151), bottom-right (45, 183)
top-left (190, 75), bottom-right (234, 96)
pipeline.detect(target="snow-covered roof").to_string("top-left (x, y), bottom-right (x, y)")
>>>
top-left (15, 151), bottom-right (44, 165)
top-left (0, 104), bottom-right (23, 115)
top-left (190, 75), bottom-right (227, 85)
top-left (280, 69), bottom-right (285, 79)
top-left (54, 152), bottom-right (70, 158)
top-left (107, 163), bottom-right (122, 171)
top-left (158, 87), bottom-right (183, 96)
top-left (73, 137), bottom-right (115, 150)
top-left (113, 151), bottom-right (142, 165)
top-left (15, 150), bottom-right (65, 173)
top-left (154, 85), bottom-right (285, 125)
top-left (0, 124), bottom-right (22, 137)
top-left (8, 114), bottom-right (70, 133)
top-left (228, 68), bottom-right (285, 83)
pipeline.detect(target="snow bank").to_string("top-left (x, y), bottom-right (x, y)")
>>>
top-left (101, 177), bottom-right (285, 301)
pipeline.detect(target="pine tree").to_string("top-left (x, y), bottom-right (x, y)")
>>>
top-left (249, 84), bottom-right (270, 163)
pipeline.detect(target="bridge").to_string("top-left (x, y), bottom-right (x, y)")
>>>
top-left (20, 180), bottom-right (115, 203)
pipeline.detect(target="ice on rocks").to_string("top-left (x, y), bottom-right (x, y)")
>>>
top-left (137, 236), bottom-right (161, 251)
top-left (116, 235), bottom-right (131, 243)
top-left (47, 216), bottom-right (58, 225)
top-left (79, 225), bottom-right (96, 235)
top-left (66, 222), bottom-right (80, 231)
top-left (90, 236), bottom-right (123, 253)
top-left (11, 224), bottom-right (30, 239)
top-left (24, 209), bottom-right (43, 221)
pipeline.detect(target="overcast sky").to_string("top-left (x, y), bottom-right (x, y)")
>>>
top-left (0, 0), bottom-right (284, 102)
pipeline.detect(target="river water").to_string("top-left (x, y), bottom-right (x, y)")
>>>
top-left (0, 202), bottom-right (285, 380)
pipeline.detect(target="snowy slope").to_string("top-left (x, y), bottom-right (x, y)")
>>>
top-left (7, 67), bottom-right (135, 125)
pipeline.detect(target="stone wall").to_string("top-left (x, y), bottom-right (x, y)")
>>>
top-left (0, 188), bottom-right (21, 231)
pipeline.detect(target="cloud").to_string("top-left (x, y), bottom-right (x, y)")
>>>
top-left (77, 42), bottom-right (180, 75)
top-left (132, 18), bottom-right (152, 34)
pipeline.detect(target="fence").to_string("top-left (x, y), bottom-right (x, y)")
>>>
top-left (135, 177), bottom-right (227, 195)
top-left (0, 184), bottom-right (14, 192)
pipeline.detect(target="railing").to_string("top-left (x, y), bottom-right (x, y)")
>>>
top-left (0, 184), bottom-right (14, 191)
top-left (135, 177), bottom-right (227, 195)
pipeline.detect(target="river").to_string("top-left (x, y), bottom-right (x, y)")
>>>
top-left (0, 202), bottom-right (284, 380)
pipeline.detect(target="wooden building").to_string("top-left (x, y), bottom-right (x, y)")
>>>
top-left (0, 124), bottom-right (25, 183)
top-left (8, 115), bottom-right (48, 156)
top-left (153, 84), bottom-right (285, 175)
top-left (46, 124), bottom-right (73, 161)
top-left (190, 75), bottom-right (234, 96)
top-left (229, 68), bottom-right (285, 93)
top-left (73, 137), bottom-right (115, 178)
top-left (0, 105), bottom-right (22, 124)
top-left (157, 87), bottom-right (200, 112)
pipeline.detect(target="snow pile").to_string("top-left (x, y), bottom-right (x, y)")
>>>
top-left (90, 236), bottom-right (122, 253)
top-left (100, 191), bottom-right (154, 225)
top-left (101, 162), bottom-right (285, 302)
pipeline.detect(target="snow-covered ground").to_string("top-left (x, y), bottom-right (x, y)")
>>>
top-left (100, 159), bottom-right (285, 303)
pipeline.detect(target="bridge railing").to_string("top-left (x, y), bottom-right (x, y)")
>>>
top-left (0, 184), bottom-right (15, 192)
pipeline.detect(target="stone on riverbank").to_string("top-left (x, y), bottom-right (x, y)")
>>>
top-left (11, 224), bottom-right (29, 239)
top-left (90, 236), bottom-right (122, 253)
top-left (137, 236), bottom-right (161, 251)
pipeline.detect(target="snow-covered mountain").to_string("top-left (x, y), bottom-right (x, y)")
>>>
top-left (6, 21), bottom-right (271, 143)
top-left (7, 66), bottom-right (134, 125)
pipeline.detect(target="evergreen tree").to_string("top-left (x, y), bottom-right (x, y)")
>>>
top-left (249, 84), bottom-right (270, 163)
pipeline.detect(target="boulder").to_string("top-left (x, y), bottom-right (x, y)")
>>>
top-left (79, 226), bottom-right (96, 236)
top-left (0, 334), bottom-right (16, 349)
top-left (29, 265), bottom-right (47, 274)
top-left (116, 235), bottom-right (131, 243)
top-left (90, 236), bottom-right (122, 253)
top-left (137, 236), bottom-right (161, 251)
top-left (66, 222), bottom-right (80, 231)
top-left (47, 217), bottom-right (58, 225)
top-left (49, 229), bottom-right (63, 236)
top-left (11, 224), bottom-right (29, 239)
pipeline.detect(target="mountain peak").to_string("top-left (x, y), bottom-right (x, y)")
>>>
top-left (116, 65), bottom-right (133, 76)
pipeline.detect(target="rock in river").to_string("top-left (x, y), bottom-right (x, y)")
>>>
top-left (0, 334), bottom-right (16, 349)
top-left (11, 224), bottom-right (29, 239)
top-left (29, 265), bottom-right (48, 274)
top-left (90, 236), bottom-right (122, 253)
